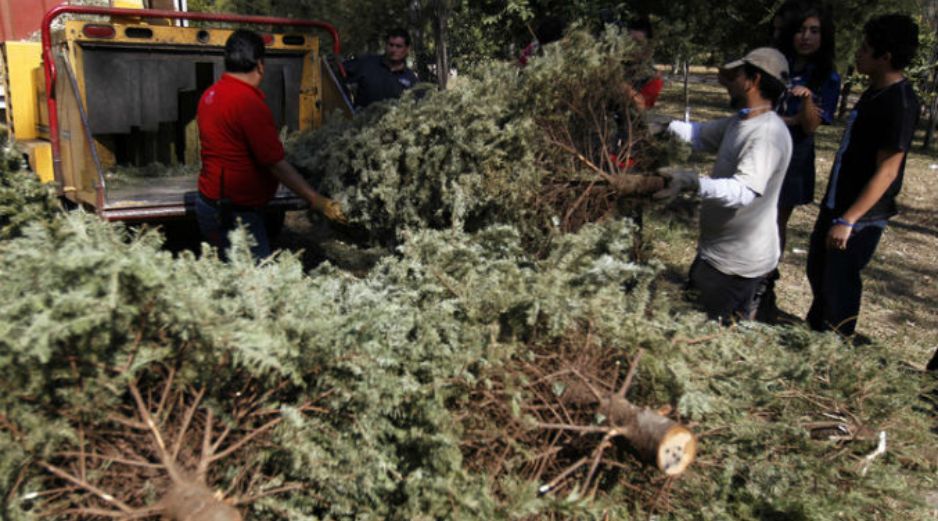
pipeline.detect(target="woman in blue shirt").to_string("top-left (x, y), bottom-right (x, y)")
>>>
top-left (778, 5), bottom-right (840, 248)
top-left (758, 4), bottom-right (840, 320)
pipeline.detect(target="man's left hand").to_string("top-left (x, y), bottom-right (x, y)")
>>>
top-left (827, 224), bottom-right (852, 250)
top-left (653, 167), bottom-right (699, 202)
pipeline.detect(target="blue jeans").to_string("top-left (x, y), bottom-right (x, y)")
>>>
top-left (806, 209), bottom-right (884, 336)
top-left (195, 195), bottom-right (270, 261)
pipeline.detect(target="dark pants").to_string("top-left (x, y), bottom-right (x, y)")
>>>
top-left (195, 194), bottom-right (270, 261)
top-left (688, 256), bottom-right (765, 324)
top-left (806, 210), bottom-right (884, 336)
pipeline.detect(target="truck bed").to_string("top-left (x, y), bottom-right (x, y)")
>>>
top-left (107, 173), bottom-right (199, 208)
top-left (102, 174), bottom-right (306, 221)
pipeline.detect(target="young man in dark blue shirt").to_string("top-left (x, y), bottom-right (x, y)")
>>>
top-left (806, 14), bottom-right (920, 336)
top-left (344, 28), bottom-right (419, 108)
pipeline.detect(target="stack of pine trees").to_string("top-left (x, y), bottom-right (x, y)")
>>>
top-left (0, 27), bottom-right (935, 520)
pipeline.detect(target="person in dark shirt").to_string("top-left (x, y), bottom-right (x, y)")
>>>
top-left (518, 16), bottom-right (566, 67)
top-left (805, 14), bottom-right (920, 336)
top-left (344, 28), bottom-right (419, 108)
top-left (197, 30), bottom-right (346, 260)
top-left (624, 16), bottom-right (663, 109)
top-left (756, 3), bottom-right (840, 322)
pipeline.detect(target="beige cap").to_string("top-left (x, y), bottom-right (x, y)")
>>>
top-left (722, 47), bottom-right (789, 84)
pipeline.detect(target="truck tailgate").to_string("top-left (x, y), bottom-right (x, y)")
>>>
top-left (102, 175), bottom-right (306, 221)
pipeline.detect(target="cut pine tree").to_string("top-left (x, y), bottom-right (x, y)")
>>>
top-left (23, 364), bottom-right (321, 520)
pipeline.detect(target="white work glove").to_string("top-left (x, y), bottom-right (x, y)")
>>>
top-left (667, 120), bottom-right (695, 142)
top-left (653, 167), bottom-right (699, 202)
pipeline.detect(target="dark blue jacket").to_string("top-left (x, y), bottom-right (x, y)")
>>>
top-left (344, 55), bottom-right (418, 108)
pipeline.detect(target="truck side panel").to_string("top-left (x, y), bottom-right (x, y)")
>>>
top-left (2, 41), bottom-right (41, 139)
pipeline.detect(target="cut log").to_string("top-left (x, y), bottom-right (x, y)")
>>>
top-left (561, 381), bottom-right (697, 476)
top-left (610, 174), bottom-right (665, 196)
top-left (599, 395), bottom-right (696, 476)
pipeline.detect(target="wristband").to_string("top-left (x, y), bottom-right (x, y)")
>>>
top-left (832, 217), bottom-right (854, 228)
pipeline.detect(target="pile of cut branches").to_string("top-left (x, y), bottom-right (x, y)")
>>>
top-left (462, 333), bottom-right (695, 502)
top-left (1, 17), bottom-right (936, 517)
top-left (288, 28), bottom-right (681, 255)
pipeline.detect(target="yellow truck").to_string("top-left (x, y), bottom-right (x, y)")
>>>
top-left (1, 2), bottom-right (351, 222)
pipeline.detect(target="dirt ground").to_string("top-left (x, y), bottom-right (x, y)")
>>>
top-left (647, 74), bottom-right (938, 368)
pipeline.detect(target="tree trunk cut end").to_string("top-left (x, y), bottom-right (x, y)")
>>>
top-left (163, 480), bottom-right (242, 521)
top-left (657, 424), bottom-right (696, 476)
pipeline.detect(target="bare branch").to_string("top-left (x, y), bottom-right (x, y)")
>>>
top-left (234, 483), bottom-right (305, 505)
top-left (54, 451), bottom-right (162, 470)
top-left (538, 456), bottom-right (589, 495)
top-left (172, 386), bottom-right (206, 460)
top-left (127, 380), bottom-right (182, 483)
top-left (197, 408), bottom-right (215, 481)
top-left (155, 366), bottom-right (177, 420)
top-left (206, 417), bottom-right (283, 466)
top-left (39, 462), bottom-right (136, 514)
top-left (534, 422), bottom-right (610, 435)
top-left (617, 348), bottom-right (645, 399)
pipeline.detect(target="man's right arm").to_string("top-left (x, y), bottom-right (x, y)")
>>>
top-left (699, 177), bottom-right (758, 208)
top-left (269, 160), bottom-right (347, 224)
top-left (667, 118), bottom-right (731, 152)
top-left (237, 99), bottom-right (346, 223)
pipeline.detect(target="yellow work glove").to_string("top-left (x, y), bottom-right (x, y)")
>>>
top-left (312, 195), bottom-right (348, 225)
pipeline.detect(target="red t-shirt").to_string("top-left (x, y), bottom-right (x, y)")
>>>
top-left (639, 74), bottom-right (664, 108)
top-left (197, 74), bottom-right (285, 207)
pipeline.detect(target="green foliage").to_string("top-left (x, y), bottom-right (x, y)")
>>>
top-left (289, 27), bottom-right (664, 253)
top-left (0, 211), bottom-right (659, 519)
top-left (288, 76), bottom-right (541, 247)
top-left (0, 202), bottom-right (934, 519)
top-left (906, 13), bottom-right (937, 113)
top-left (0, 169), bottom-right (59, 240)
top-left (0, 5), bottom-right (935, 519)
top-left (644, 324), bottom-right (938, 519)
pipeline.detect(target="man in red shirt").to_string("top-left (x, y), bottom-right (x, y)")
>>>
top-left (196, 29), bottom-right (345, 259)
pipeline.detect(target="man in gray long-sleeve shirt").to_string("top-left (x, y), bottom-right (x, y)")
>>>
top-left (655, 48), bottom-right (793, 323)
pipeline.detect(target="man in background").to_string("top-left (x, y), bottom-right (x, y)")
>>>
top-left (345, 28), bottom-right (419, 108)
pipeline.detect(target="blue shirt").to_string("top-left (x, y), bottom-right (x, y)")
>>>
top-left (779, 62), bottom-right (841, 125)
top-left (344, 55), bottom-right (419, 108)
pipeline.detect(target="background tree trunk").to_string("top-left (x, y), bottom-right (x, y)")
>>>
top-left (922, 13), bottom-right (938, 151)
top-left (431, 0), bottom-right (450, 89)
top-left (409, 0), bottom-right (431, 82)
top-left (924, 62), bottom-right (937, 151)
top-left (683, 59), bottom-right (690, 122)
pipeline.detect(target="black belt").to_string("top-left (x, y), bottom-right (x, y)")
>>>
top-left (198, 192), bottom-right (261, 213)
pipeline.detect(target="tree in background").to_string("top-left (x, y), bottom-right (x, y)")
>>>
top-left (186, 0), bottom-right (929, 109)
